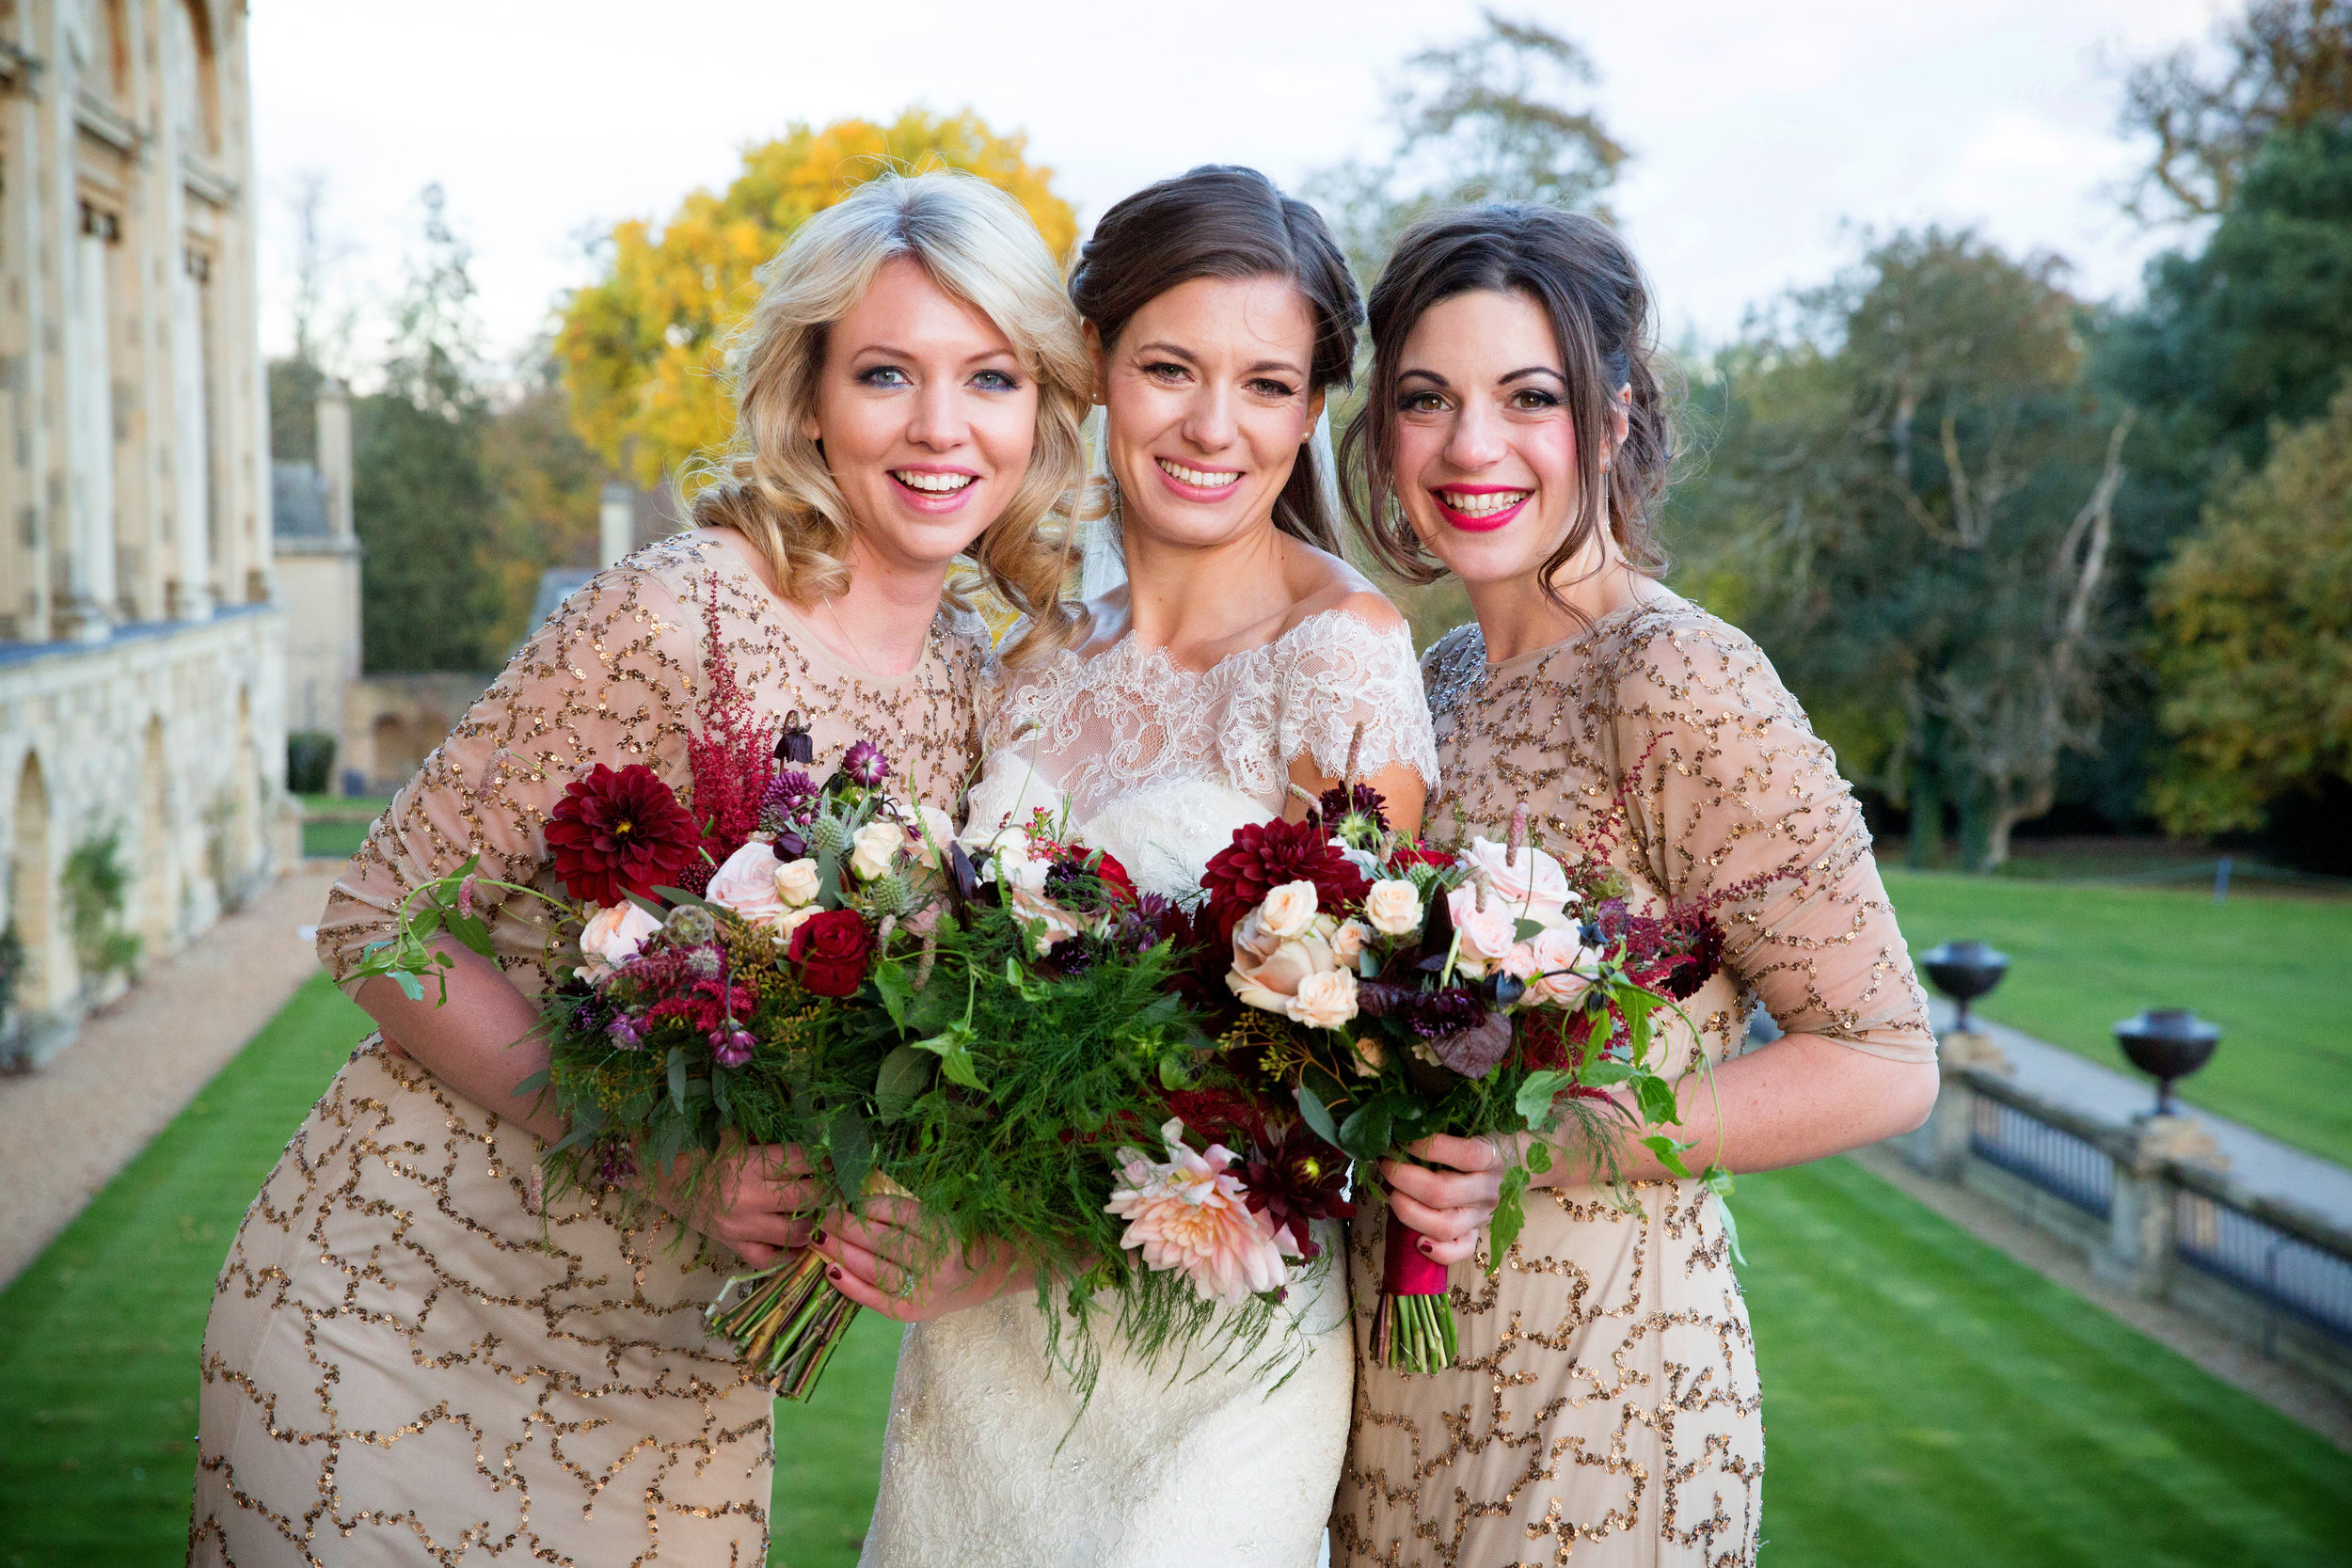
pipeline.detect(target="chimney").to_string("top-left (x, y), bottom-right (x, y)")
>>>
top-left (317, 378), bottom-right (354, 542)
top-left (600, 483), bottom-right (633, 568)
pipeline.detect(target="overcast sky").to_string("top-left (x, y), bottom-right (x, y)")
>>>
top-left (250, 0), bottom-right (2230, 374)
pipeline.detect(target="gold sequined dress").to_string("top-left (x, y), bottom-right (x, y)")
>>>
top-left (1331, 598), bottom-right (1934, 1568)
top-left (188, 533), bottom-right (985, 1567)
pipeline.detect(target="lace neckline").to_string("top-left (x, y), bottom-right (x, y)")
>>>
top-left (1075, 606), bottom-right (1393, 688)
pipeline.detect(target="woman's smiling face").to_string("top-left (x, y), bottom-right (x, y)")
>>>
top-left (1095, 273), bottom-right (1324, 553)
top-left (803, 255), bottom-right (1040, 576)
top-left (1391, 287), bottom-right (1601, 589)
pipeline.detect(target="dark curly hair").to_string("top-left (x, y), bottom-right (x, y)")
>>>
top-left (1069, 165), bottom-right (1363, 554)
top-left (1341, 204), bottom-right (1673, 604)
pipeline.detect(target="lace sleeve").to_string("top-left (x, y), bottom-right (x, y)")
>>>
top-left (316, 567), bottom-right (700, 990)
top-left (1604, 611), bottom-right (1934, 1064)
top-left (1270, 609), bottom-right (1440, 789)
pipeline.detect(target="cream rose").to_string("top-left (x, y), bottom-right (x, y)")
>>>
top-left (1465, 836), bottom-right (1576, 928)
top-left (579, 900), bottom-right (661, 980)
top-left (1363, 879), bottom-right (1422, 936)
top-left (1258, 879), bottom-right (1320, 940)
top-left (1226, 906), bottom-right (1343, 1014)
top-left (1446, 883), bottom-right (1519, 977)
top-left (1330, 917), bottom-right (1369, 963)
top-left (849, 819), bottom-right (903, 881)
top-left (1288, 968), bottom-right (1360, 1029)
top-left (773, 857), bottom-right (821, 908)
top-left (705, 841), bottom-right (789, 926)
top-left (1348, 1035), bottom-right (1388, 1076)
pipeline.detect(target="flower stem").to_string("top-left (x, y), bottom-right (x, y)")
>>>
top-left (707, 1249), bottom-right (862, 1402)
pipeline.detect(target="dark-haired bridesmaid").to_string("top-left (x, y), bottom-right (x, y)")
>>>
top-left (1332, 206), bottom-right (1939, 1566)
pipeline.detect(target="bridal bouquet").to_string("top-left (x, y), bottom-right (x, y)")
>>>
top-left (1179, 784), bottom-right (1734, 1373)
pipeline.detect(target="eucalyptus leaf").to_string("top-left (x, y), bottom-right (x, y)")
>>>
top-left (1295, 1083), bottom-right (1342, 1149)
top-left (830, 1110), bottom-right (873, 1196)
top-left (667, 1046), bottom-right (688, 1113)
top-left (875, 1045), bottom-right (935, 1120)
top-left (515, 1068), bottom-right (551, 1098)
top-left (1338, 1100), bottom-right (1393, 1162)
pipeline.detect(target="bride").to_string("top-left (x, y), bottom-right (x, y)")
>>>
top-left (811, 166), bottom-right (1478, 1566)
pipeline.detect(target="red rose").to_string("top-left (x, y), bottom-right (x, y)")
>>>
top-left (545, 763), bottom-right (701, 906)
top-left (788, 909), bottom-right (876, 997)
top-left (1092, 851), bottom-right (1138, 907)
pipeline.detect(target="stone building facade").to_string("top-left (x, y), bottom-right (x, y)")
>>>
top-left (0, 0), bottom-right (283, 1061)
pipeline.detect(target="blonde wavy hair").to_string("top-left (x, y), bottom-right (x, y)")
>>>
top-left (689, 169), bottom-right (1089, 665)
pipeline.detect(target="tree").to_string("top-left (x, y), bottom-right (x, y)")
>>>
top-left (1676, 231), bottom-right (2134, 870)
top-left (556, 109), bottom-right (1077, 489)
top-left (2148, 383), bottom-right (2352, 857)
top-left (268, 171), bottom-right (357, 465)
top-left (479, 353), bottom-right (607, 652)
top-left (355, 184), bottom-right (501, 673)
top-left (1307, 11), bottom-right (1627, 283)
top-left (2118, 0), bottom-right (2352, 223)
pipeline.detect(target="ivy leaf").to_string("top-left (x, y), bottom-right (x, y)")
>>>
top-left (1487, 1164), bottom-right (1531, 1275)
top-left (1295, 1083), bottom-right (1342, 1149)
top-left (1631, 1072), bottom-right (1681, 1129)
top-left (1580, 1058), bottom-right (1634, 1087)
top-left (1525, 1139), bottom-right (1553, 1175)
top-left (1641, 1132), bottom-right (1695, 1180)
top-left (1513, 917), bottom-right (1547, 943)
top-left (913, 1021), bottom-right (985, 1091)
top-left (1705, 1164), bottom-right (1745, 1265)
top-left (1515, 1069), bottom-right (1575, 1125)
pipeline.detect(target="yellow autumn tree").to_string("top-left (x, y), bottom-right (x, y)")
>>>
top-left (556, 108), bottom-right (1078, 488)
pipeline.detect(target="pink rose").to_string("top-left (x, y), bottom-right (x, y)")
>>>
top-left (579, 901), bottom-right (660, 981)
top-left (1502, 925), bottom-right (1595, 1006)
top-left (1227, 907), bottom-right (1342, 1014)
top-left (1446, 884), bottom-right (1518, 977)
top-left (706, 840), bottom-right (790, 927)
top-left (1464, 837), bottom-right (1575, 928)
top-left (1289, 968), bottom-right (1360, 1029)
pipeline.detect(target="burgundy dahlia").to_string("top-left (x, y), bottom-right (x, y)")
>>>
top-left (545, 763), bottom-right (700, 906)
top-left (1314, 783), bottom-right (1391, 838)
top-left (1200, 817), bottom-right (1371, 941)
top-left (1241, 1122), bottom-right (1356, 1259)
top-left (841, 740), bottom-right (890, 788)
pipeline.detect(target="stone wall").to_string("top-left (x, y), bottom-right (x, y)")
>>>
top-left (0, 605), bottom-right (294, 1057)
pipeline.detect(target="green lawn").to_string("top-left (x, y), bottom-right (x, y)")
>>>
top-left (1881, 868), bottom-right (2352, 1166)
top-left (295, 794), bottom-right (389, 861)
top-left (7, 974), bottom-right (2351, 1568)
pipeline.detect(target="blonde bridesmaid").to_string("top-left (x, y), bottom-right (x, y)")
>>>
top-left (188, 170), bottom-right (1092, 1566)
top-left (1331, 204), bottom-right (1939, 1566)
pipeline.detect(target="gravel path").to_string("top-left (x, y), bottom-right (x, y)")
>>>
top-left (0, 863), bottom-right (340, 1290)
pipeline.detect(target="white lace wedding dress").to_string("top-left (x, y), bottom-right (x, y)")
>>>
top-left (857, 607), bottom-right (1439, 1568)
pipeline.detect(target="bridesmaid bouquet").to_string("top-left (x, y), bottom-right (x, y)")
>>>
top-left (1182, 784), bottom-right (1734, 1374)
top-left (351, 611), bottom-right (1333, 1400)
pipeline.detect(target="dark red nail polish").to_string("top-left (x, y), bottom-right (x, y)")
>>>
top-left (827, 1266), bottom-right (842, 1280)
top-left (1417, 1238), bottom-right (1434, 1256)
top-left (813, 1228), bottom-right (827, 1244)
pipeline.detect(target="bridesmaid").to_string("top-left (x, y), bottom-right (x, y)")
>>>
top-left (187, 169), bottom-right (1092, 1566)
top-left (1332, 205), bottom-right (1940, 1565)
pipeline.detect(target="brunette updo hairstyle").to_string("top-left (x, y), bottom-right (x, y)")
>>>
top-left (1069, 165), bottom-right (1362, 554)
top-left (1343, 204), bottom-right (1672, 598)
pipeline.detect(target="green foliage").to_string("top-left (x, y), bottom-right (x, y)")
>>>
top-left (354, 185), bottom-right (501, 673)
top-left (285, 731), bottom-right (337, 796)
top-left (1306, 11), bottom-right (1625, 281)
top-left (0, 919), bottom-right (21, 1021)
top-left (2149, 383), bottom-right (2352, 835)
top-left (1677, 230), bottom-right (2132, 869)
top-left (479, 357), bottom-right (608, 653)
top-left (61, 827), bottom-right (139, 989)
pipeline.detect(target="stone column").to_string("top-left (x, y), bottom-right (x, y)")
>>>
top-left (2092, 1114), bottom-right (2223, 1300)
